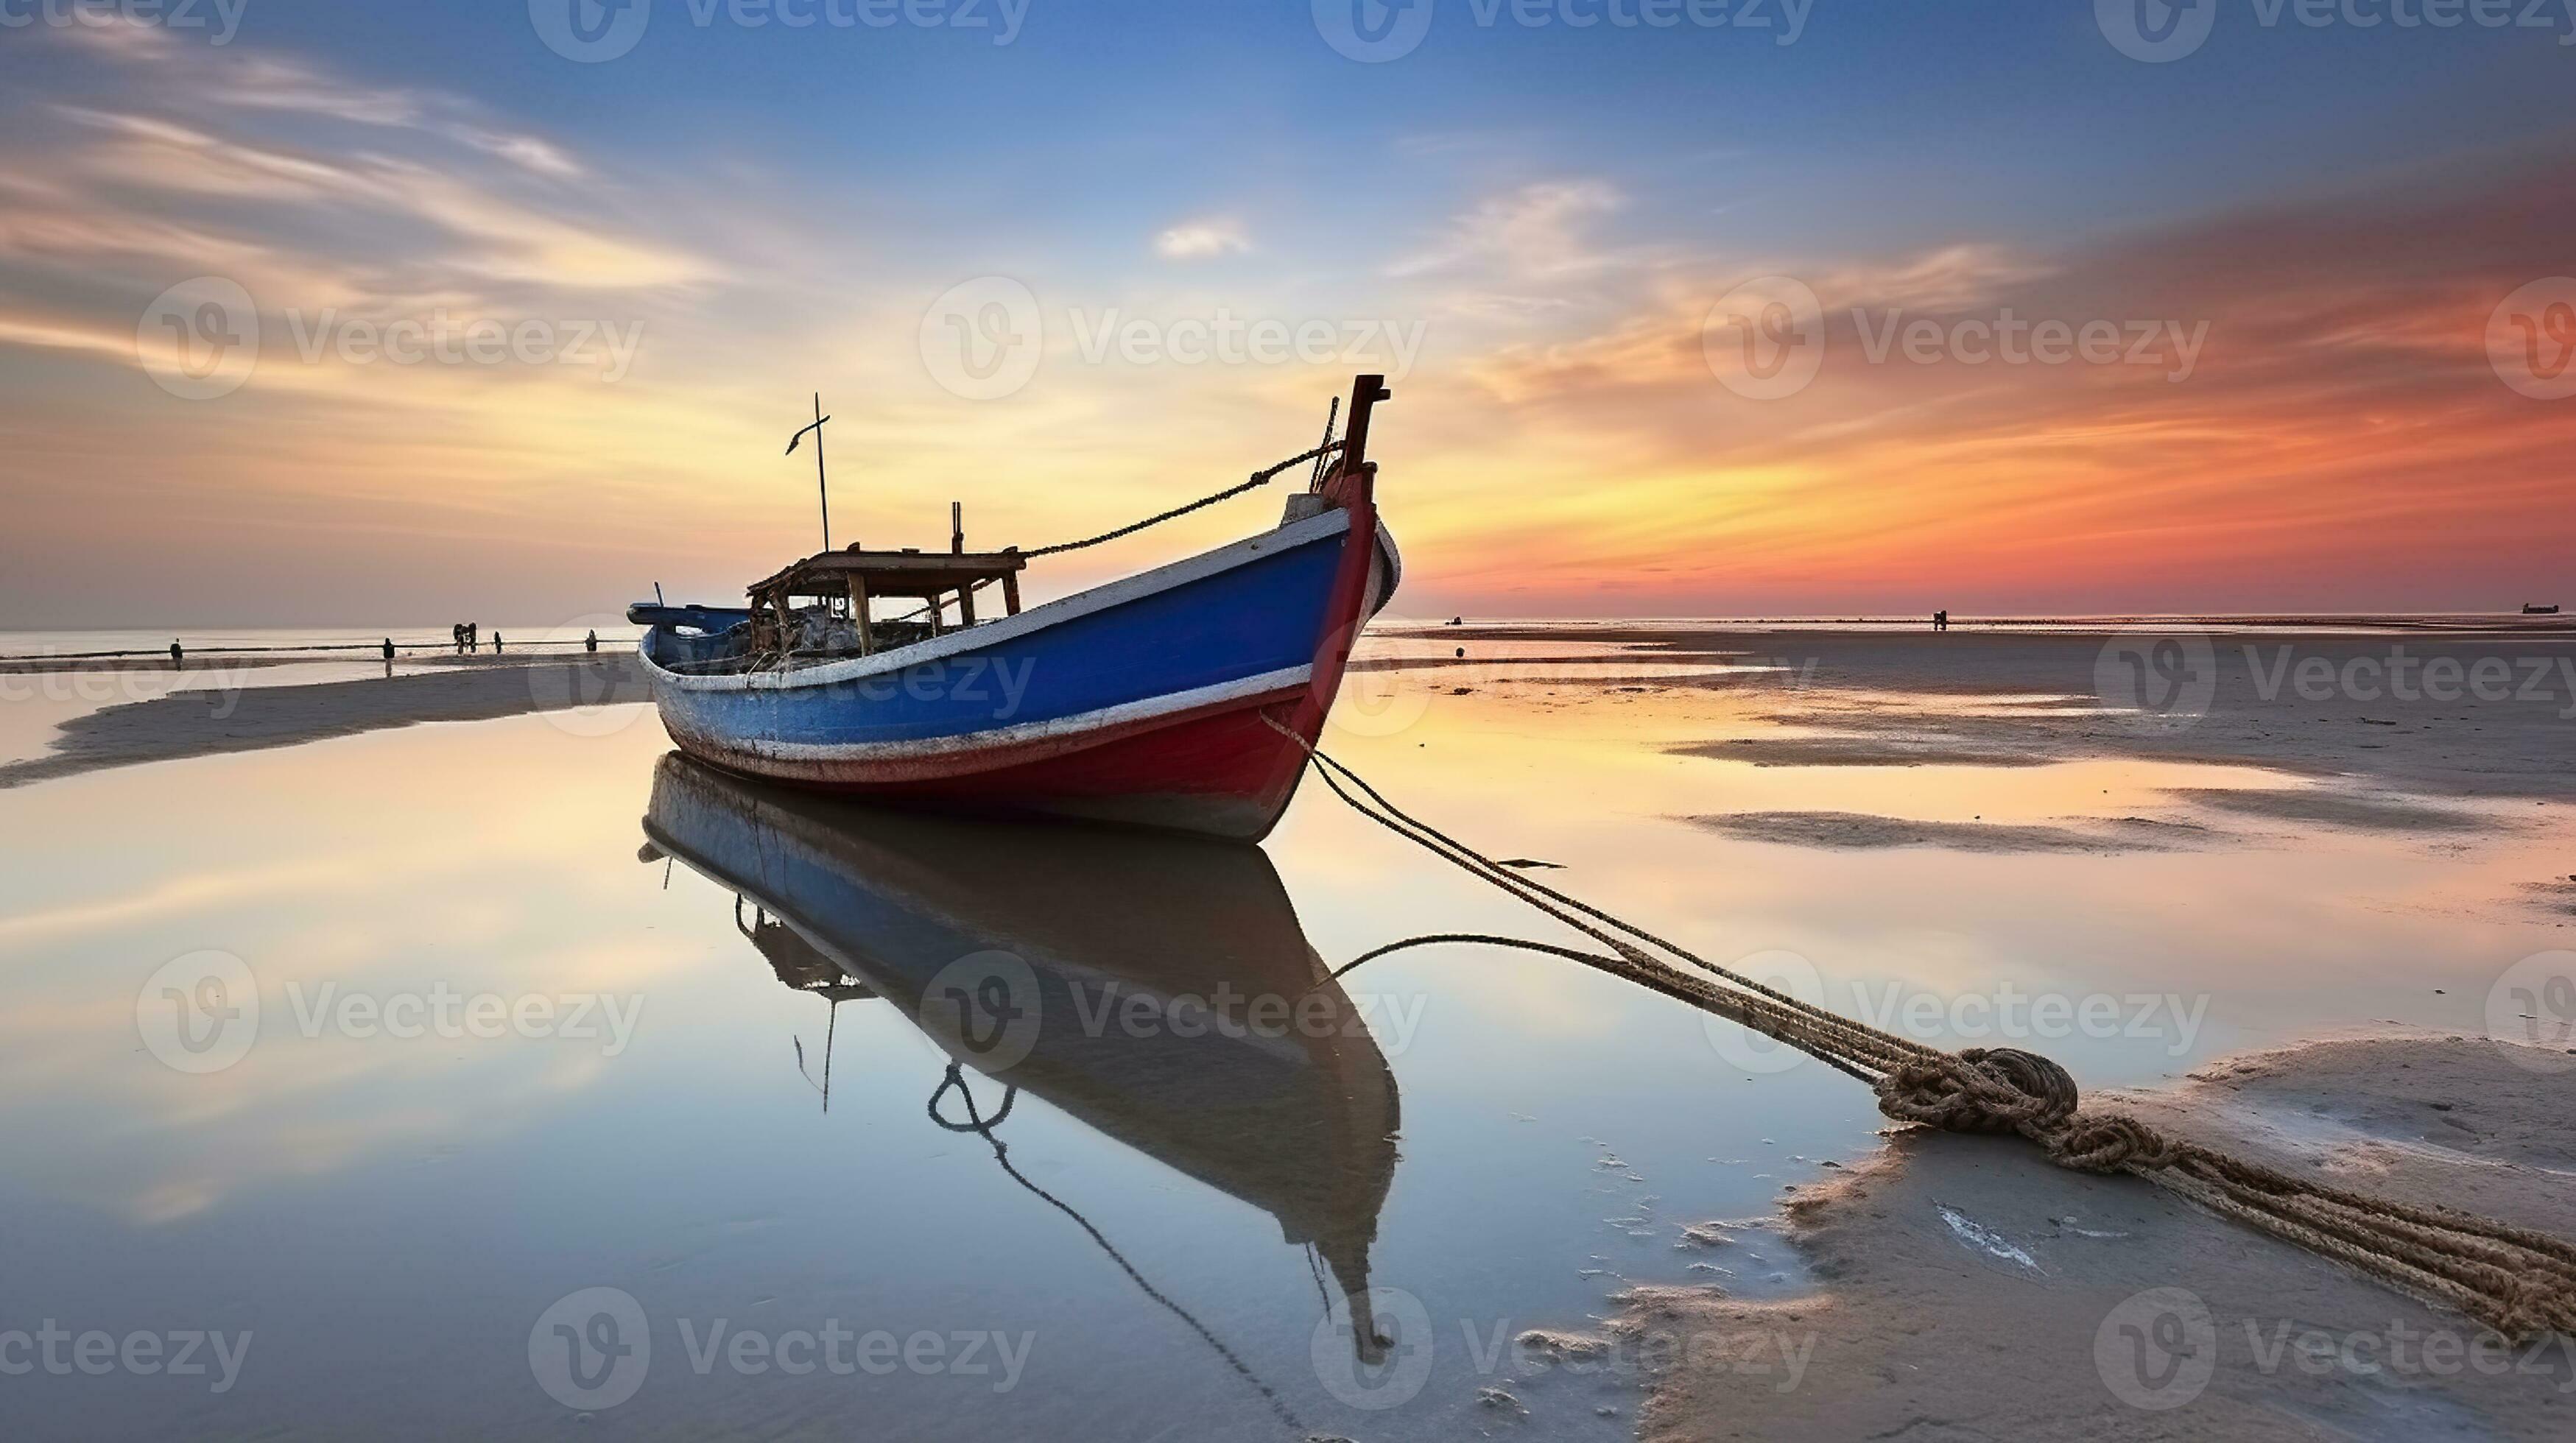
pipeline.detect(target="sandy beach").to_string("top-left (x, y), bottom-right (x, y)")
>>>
top-left (3, 621), bottom-right (2570, 1439)
top-left (0, 654), bottom-right (647, 788)
top-left (1614, 1034), bottom-right (2575, 1441)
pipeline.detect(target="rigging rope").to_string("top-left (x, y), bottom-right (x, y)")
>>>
top-left (1018, 440), bottom-right (1342, 559)
top-left (878, 439), bottom-right (1348, 627)
top-left (1267, 718), bottom-right (2576, 1341)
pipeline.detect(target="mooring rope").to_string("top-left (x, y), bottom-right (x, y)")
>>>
top-left (1269, 718), bottom-right (2576, 1341)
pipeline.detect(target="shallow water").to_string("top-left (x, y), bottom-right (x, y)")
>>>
top-left (2, 630), bottom-right (2571, 1439)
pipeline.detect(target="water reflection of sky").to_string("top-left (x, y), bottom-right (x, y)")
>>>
top-left (1, 665), bottom-right (2568, 1438)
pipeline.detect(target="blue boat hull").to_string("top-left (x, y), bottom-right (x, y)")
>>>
top-left (637, 498), bottom-right (1395, 840)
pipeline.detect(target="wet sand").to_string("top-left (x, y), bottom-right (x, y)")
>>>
top-left (1609, 1034), bottom-right (2576, 1441)
top-left (4, 623), bottom-right (2572, 1437)
top-left (1688, 810), bottom-right (2212, 854)
top-left (0, 655), bottom-right (647, 788)
top-left (1434, 626), bottom-right (2576, 801)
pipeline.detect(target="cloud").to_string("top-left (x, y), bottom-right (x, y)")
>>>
top-left (1391, 180), bottom-right (1627, 281)
top-left (1419, 149), bottom-right (2576, 613)
top-left (43, 15), bottom-right (583, 177)
top-left (1155, 218), bottom-right (1251, 260)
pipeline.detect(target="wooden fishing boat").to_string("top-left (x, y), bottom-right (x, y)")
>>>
top-left (629, 375), bottom-right (1401, 842)
top-left (638, 754), bottom-right (1399, 1347)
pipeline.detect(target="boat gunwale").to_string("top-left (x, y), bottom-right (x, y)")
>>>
top-left (638, 506), bottom-right (1354, 694)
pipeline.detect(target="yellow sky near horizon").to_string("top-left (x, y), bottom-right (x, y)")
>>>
top-left (4, 22), bottom-right (2573, 627)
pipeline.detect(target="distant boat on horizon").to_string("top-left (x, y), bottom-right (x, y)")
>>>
top-left (2524, 602), bottom-right (2561, 615)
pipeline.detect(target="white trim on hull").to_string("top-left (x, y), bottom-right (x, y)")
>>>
top-left (663, 666), bottom-right (1312, 786)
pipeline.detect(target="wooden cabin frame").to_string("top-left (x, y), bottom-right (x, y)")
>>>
top-left (746, 546), bottom-right (1028, 657)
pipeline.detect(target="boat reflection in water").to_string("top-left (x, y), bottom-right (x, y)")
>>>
top-left (640, 754), bottom-right (1401, 1392)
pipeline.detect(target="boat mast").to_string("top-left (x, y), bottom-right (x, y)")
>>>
top-left (785, 394), bottom-right (834, 551)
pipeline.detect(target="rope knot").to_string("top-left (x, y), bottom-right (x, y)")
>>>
top-left (1873, 1046), bottom-right (2080, 1136)
top-left (2045, 1112), bottom-right (2183, 1174)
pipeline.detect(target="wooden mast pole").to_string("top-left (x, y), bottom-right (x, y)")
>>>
top-left (785, 396), bottom-right (834, 552)
top-left (812, 392), bottom-right (830, 551)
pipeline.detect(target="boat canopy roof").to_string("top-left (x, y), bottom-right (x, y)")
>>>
top-left (750, 547), bottom-right (1029, 603)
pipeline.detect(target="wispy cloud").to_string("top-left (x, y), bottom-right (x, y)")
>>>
top-left (1155, 217), bottom-right (1251, 260)
top-left (1391, 180), bottom-right (1627, 281)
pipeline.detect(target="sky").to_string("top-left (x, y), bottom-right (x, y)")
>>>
top-left (1, 0), bottom-right (2572, 627)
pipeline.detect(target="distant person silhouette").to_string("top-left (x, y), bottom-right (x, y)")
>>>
top-left (169, 640), bottom-right (182, 668)
top-left (383, 638), bottom-right (395, 661)
top-left (1933, 610), bottom-right (1949, 633)
top-left (585, 629), bottom-right (599, 654)
top-left (492, 631), bottom-right (504, 655)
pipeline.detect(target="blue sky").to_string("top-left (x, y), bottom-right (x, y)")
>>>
top-left (1, 1), bottom-right (2572, 623)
